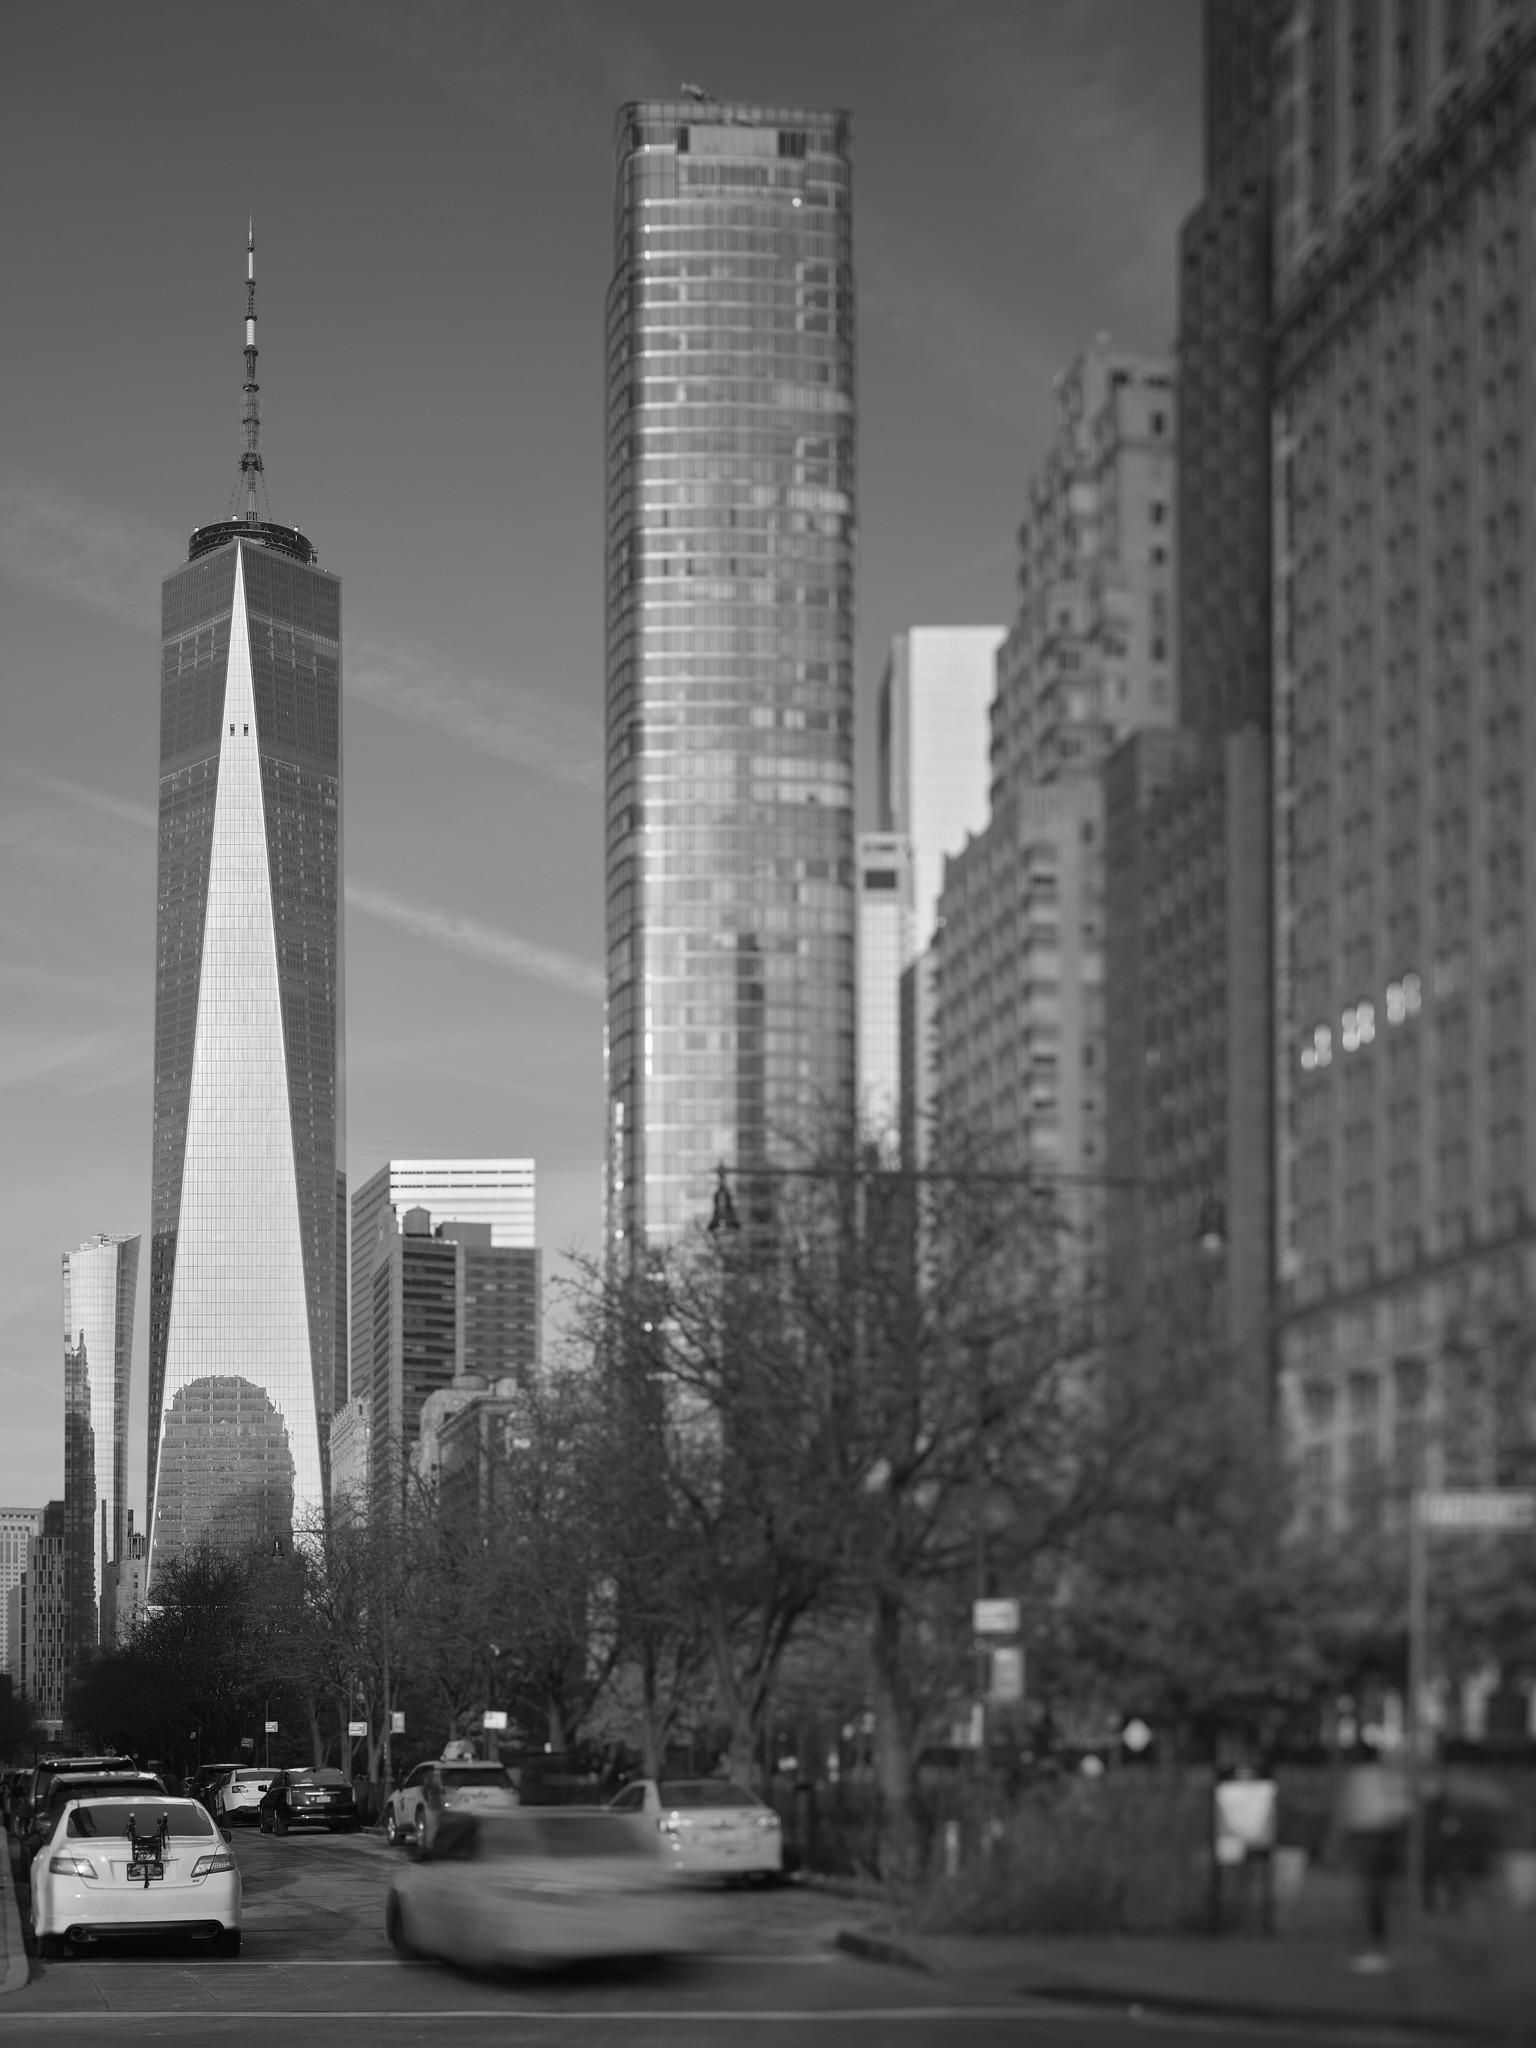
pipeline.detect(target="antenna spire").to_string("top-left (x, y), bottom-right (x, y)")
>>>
top-left (238, 221), bottom-right (266, 523)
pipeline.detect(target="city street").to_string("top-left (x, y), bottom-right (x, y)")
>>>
top-left (2, 1825), bottom-right (1484, 2047)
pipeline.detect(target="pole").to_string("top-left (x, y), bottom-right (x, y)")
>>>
top-left (1405, 1490), bottom-right (1427, 1942)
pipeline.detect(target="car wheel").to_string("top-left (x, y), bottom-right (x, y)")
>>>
top-left (384, 1810), bottom-right (400, 1847)
top-left (273, 1807), bottom-right (288, 1836)
top-left (37, 1933), bottom-right (65, 1961)
top-left (407, 1807), bottom-right (427, 1858)
top-left (384, 1892), bottom-right (417, 1959)
top-left (258, 1809), bottom-right (270, 1833)
top-left (214, 1928), bottom-right (242, 1958)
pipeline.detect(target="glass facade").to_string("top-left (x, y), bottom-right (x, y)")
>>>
top-left (61, 1233), bottom-right (140, 1637)
top-left (605, 101), bottom-right (857, 1249)
top-left (148, 535), bottom-right (343, 1580)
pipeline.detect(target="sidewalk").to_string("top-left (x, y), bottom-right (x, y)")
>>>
top-left (0, 1834), bottom-right (27, 1994)
top-left (836, 1921), bottom-right (1536, 2039)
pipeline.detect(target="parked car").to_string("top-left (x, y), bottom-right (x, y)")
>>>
top-left (3, 1768), bottom-right (31, 1832)
top-left (17, 1757), bottom-right (136, 1845)
top-left (258, 1766), bottom-right (358, 1834)
top-left (385, 1808), bottom-right (686, 1970)
top-left (24, 1772), bottom-right (167, 1867)
top-left (187, 1764), bottom-right (241, 1812)
top-left (607, 1778), bottom-right (783, 1880)
top-left (383, 1757), bottom-right (518, 1852)
top-left (30, 1792), bottom-right (240, 1958)
top-left (215, 1766), bottom-right (275, 1825)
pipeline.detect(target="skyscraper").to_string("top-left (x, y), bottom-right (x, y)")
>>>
top-left (605, 100), bottom-right (857, 1250)
top-left (61, 1232), bottom-right (139, 1640)
top-left (855, 832), bottom-right (913, 1138)
top-left (147, 232), bottom-right (343, 1581)
top-left (0, 1507), bottom-right (41, 1685)
top-left (1272, 5), bottom-right (1536, 1529)
top-left (350, 1158), bottom-right (536, 1404)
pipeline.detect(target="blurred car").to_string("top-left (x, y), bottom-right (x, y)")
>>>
top-left (385, 1808), bottom-right (687, 1970)
top-left (215, 1766), bottom-right (275, 1825)
top-left (3, 1767), bottom-right (31, 1833)
top-left (20, 1771), bottom-right (165, 1867)
top-left (607, 1778), bottom-right (782, 1880)
top-left (257, 1766), bottom-right (358, 1833)
top-left (383, 1756), bottom-right (518, 1852)
top-left (29, 1792), bottom-right (240, 1958)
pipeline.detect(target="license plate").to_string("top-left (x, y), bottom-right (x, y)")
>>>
top-left (129, 1861), bottom-right (164, 1882)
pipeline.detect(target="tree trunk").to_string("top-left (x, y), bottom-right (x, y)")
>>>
top-left (867, 1584), bottom-right (922, 1884)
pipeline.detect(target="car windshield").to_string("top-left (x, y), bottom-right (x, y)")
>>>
top-left (476, 1814), bottom-right (649, 1860)
top-left (442, 1767), bottom-right (512, 1790)
top-left (658, 1780), bottom-right (760, 1810)
top-left (291, 1769), bottom-right (349, 1785)
top-left (68, 1800), bottom-right (214, 1839)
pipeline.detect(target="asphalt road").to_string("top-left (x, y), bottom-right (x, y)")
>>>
top-left (2, 1825), bottom-right (1467, 2047)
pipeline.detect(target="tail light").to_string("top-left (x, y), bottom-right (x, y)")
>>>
top-left (657, 1815), bottom-right (681, 1834)
top-left (192, 1851), bottom-right (236, 1877)
top-left (49, 1854), bottom-right (98, 1879)
top-left (754, 1813), bottom-right (781, 1830)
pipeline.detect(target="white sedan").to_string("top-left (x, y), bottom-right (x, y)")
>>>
top-left (607, 1778), bottom-right (783, 1879)
top-left (385, 1809), bottom-right (688, 1970)
top-left (30, 1795), bottom-right (241, 1958)
top-left (215, 1767), bottom-right (274, 1825)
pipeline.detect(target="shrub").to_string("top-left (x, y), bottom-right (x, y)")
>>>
top-left (914, 1770), bottom-right (1211, 1935)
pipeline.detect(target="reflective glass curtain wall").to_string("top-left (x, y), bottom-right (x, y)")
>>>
top-left (61, 1233), bottom-right (139, 1640)
top-left (605, 102), bottom-right (857, 1250)
top-left (148, 533), bottom-right (343, 1578)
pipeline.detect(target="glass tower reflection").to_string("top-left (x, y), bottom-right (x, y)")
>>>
top-left (148, 526), bottom-right (343, 1582)
top-left (605, 101), bottom-right (857, 1250)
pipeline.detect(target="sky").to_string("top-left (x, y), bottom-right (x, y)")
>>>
top-left (0, 0), bottom-right (1201, 1517)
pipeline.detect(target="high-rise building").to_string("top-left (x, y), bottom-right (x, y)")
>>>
top-left (366, 1208), bottom-right (541, 1495)
top-left (350, 1160), bottom-right (535, 1403)
top-left (27, 1503), bottom-right (69, 1738)
top-left (855, 832), bottom-right (913, 1139)
top-left (1103, 0), bottom-right (1277, 1382)
top-left (1271, 3), bottom-right (1536, 1528)
top-left (604, 99), bottom-right (857, 1251)
top-left (934, 344), bottom-right (1176, 1217)
top-left (147, 233), bottom-right (343, 1581)
top-left (877, 627), bottom-right (1006, 950)
top-left (0, 1507), bottom-right (41, 1684)
top-left (61, 1233), bottom-right (139, 1639)
top-left (101, 1520), bottom-right (149, 1647)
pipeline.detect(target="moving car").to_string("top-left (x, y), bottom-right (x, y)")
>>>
top-left (30, 1793), bottom-right (240, 1958)
top-left (215, 1766), bottom-right (275, 1825)
top-left (383, 1756), bottom-right (518, 1852)
top-left (257, 1766), bottom-right (358, 1833)
top-left (384, 1808), bottom-right (687, 1970)
top-left (607, 1778), bottom-right (783, 1880)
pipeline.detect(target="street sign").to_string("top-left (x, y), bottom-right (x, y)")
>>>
top-left (347, 1720), bottom-right (367, 1737)
top-left (973, 1597), bottom-right (1020, 1636)
top-left (264, 1721), bottom-right (278, 1734)
top-left (988, 1645), bottom-right (1025, 1703)
top-left (482, 1709), bottom-right (509, 1731)
top-left (239, 1735), bottom-right (255, 1749)
top-left (1419, 1490), bottom-right (1536, 1532)
top-left (391, 1710), bottom-right (405, 1735)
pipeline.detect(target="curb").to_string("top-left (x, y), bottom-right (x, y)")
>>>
top-left (834, 1927), bottom-right (934, 1974)
top-left (0, 1840), bottom-right (29, 1996)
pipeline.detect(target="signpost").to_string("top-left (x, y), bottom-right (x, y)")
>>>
top-left (1407, 1488), bottom-right (1536, 1933)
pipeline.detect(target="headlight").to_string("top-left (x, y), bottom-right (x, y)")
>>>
top-left (754, 1813), bottom-right (781, 1830)
top-left (48, 1854), bottom-right (99, 1879)
top-left (657, 1815), bottom-right (681, 1834)
top-left (191, 1851), bottom-right (236, 1876)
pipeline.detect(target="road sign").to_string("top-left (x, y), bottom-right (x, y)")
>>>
top-left (391, 1710), bottom-right (405, 1735)
top-left (347, 1720), bottom-right (367, 1737)
top-left (1419, 1490), bottom-right (1536, 1532)
top-left (264, 1721), bottom-right (278, 1734)
top-left (973, 1597), bottom-right (1020, 1636)
top-left (988, 1645), bottom-right (1025, 1703)
top-left (239, 1735), bottom-right (255, 1749)
top-left (482, 1709), bottom-right (509, 1731)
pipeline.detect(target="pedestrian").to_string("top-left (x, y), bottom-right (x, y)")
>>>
top-left (1337, 1742), bottom-right (1409, 1971)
